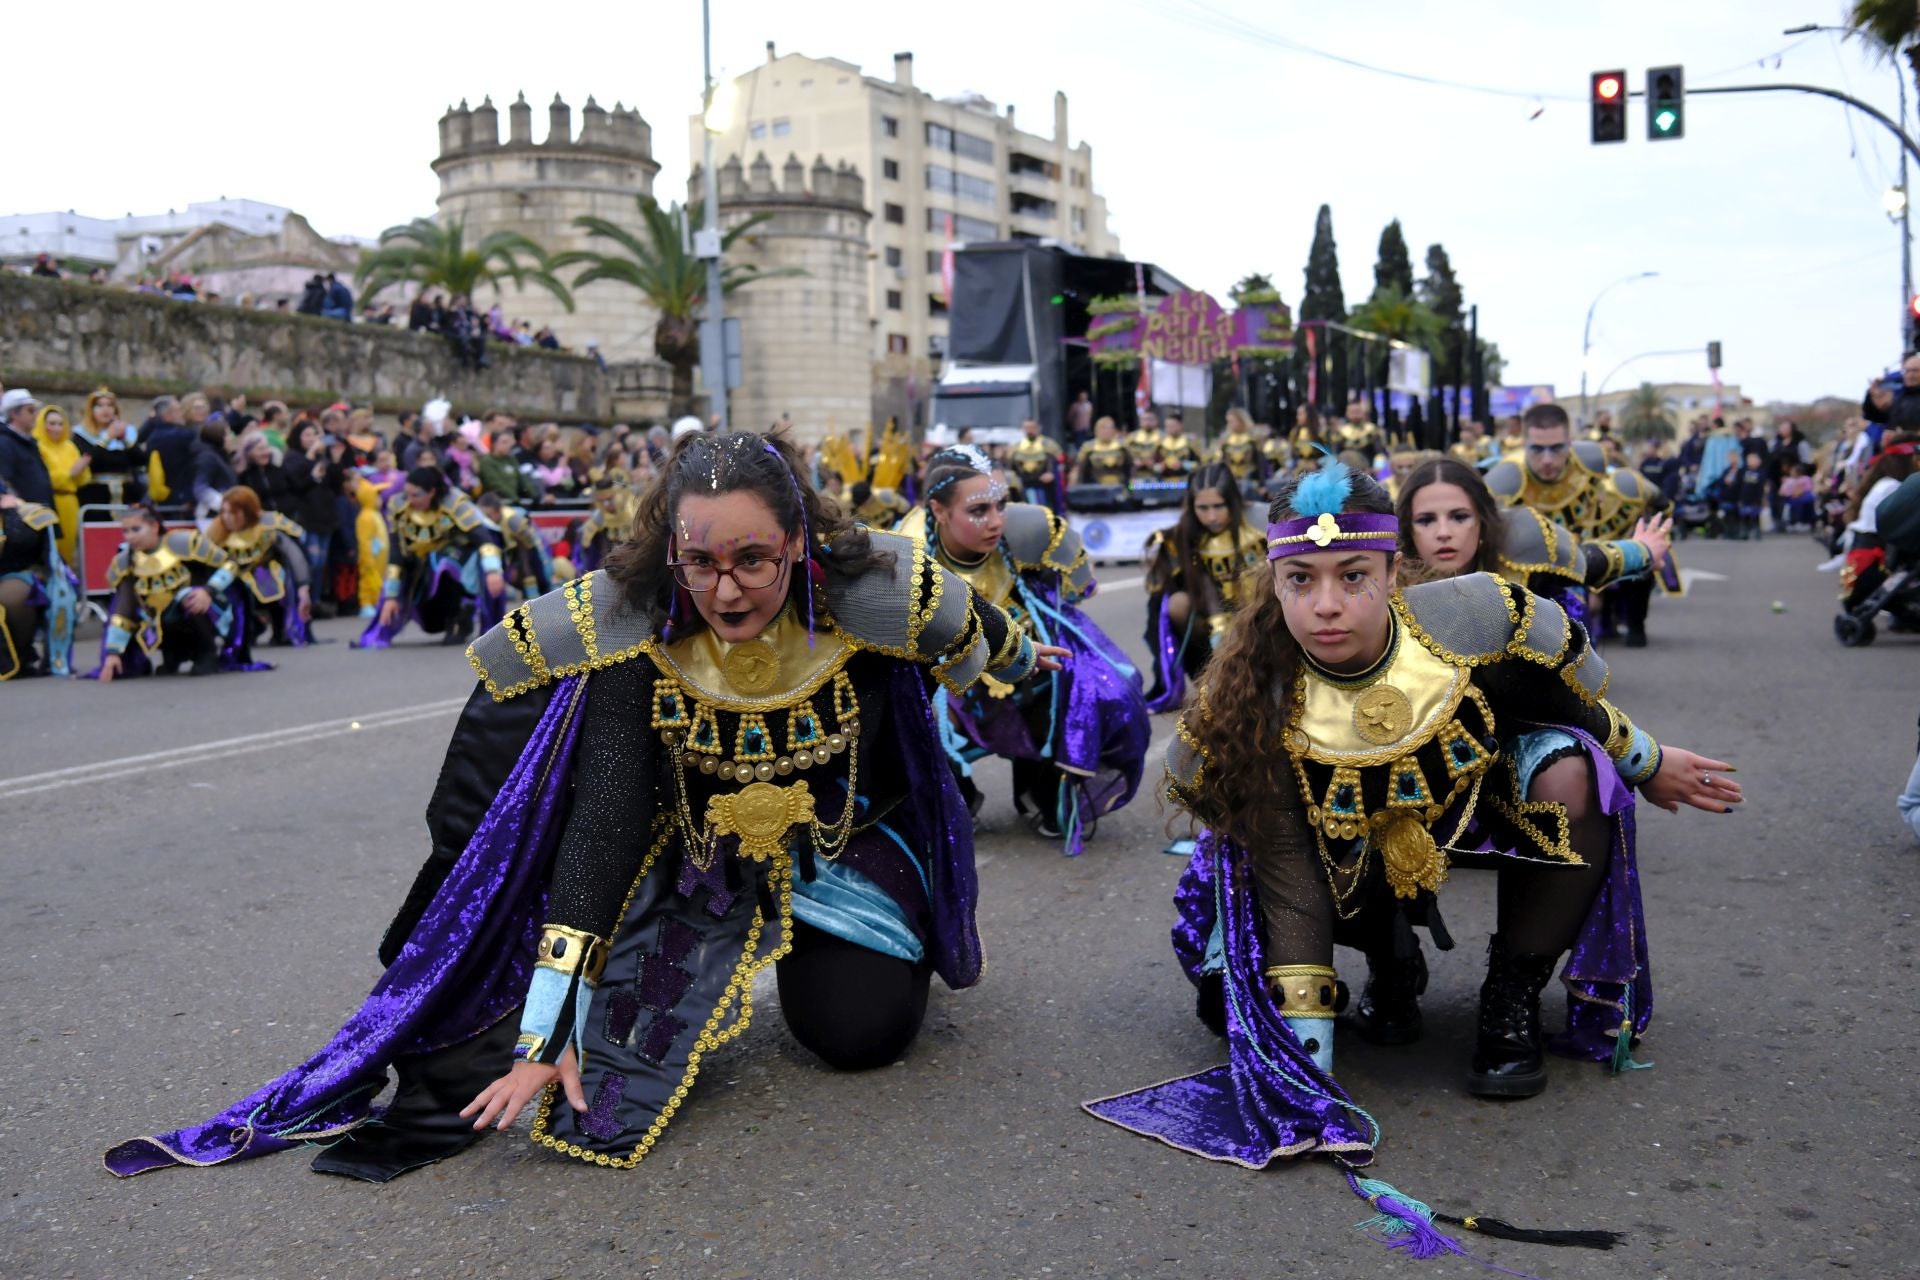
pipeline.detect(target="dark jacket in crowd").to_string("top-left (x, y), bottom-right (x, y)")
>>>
top-left (140, 420), bottom-right (198, 503)
top-left (281, 453), bottom-right (341, 535)
top-left (408, 298), bottom-right (442, 332)
top-left (0, 425), bottom-right (54, 505)
top-left (1864, 384), bottom-right (1920, 434)
top-left (193, 440), bottom-right (237, 496)
top-left (236, 460), bottom-right (292, 511)
top-left (298, 277), bottom-right (327, 316)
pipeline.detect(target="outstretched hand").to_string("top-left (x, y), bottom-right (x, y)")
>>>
top-left (1031, 642), bottom-right (1069, 674)
top-left (1631, 513), bottom-right (1673, 567)
top-left (1641, 746), bottom-right (1743, 815)
top-left (460, 1046), bottom-right (586, 1131)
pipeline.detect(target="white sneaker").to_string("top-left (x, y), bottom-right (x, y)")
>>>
top-left (1816, 554), bottom-right (1845, 572)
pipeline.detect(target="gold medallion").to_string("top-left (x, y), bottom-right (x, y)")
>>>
top-left (1352, 684), bottom-right (1414, 745)
top-left (721, 638), bottom-right (781, 695)
top-left (706, 780), bottom-right (815, 862)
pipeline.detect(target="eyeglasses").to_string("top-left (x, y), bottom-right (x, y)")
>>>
top-left (669, 540), bottom-right (789, 592)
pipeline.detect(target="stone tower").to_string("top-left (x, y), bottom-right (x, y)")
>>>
top-left (434, 93), bottom-right (662, 364)
top-left (690, 153), bottom-right (872, 439)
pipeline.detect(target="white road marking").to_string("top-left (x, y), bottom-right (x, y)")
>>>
top-left (0, 696), bottom-right (470, 800)
top-left (1681, 568), bottom-right (1728, 585)
top-left (1097, 575), bottom-right (1144, 592)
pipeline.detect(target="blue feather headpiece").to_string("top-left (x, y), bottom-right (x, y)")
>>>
top-left (1267, 447), bottom-right (1398, 558)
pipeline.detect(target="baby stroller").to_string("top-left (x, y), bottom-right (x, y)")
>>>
top-left (1835, 473), bottom-right (1920, 646)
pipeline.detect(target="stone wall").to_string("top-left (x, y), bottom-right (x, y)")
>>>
top-left (0, 272), bottom-right (672, 423)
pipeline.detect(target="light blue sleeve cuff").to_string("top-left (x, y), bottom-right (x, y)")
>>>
top-left (106, 624), bottom-right (132, 654)
top-left (479, 547), bottom-right (503, 574)
top-left (1616, 728), bottom-right (1661, 788)
top-left (206, 568), bottom-right (235, 592)
top-left (999, 633), bottom-right (1037, 683)
top-left (1614, 539), bottom-right (1652, 578)
top-left (516, 964), bottom-right (593, 1066)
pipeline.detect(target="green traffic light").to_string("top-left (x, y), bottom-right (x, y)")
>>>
top-left (1049, 293), bottom-right (1065, 305)
top-left (1654, 109), bottom-right (1677, 133)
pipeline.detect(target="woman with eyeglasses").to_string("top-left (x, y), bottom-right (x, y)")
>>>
top-left (108, 429), bottom-right (1061, 1183)
top-left (896, 445), bottom-right (1150, 851)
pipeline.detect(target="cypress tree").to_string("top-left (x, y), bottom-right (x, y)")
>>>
top-left (1419, 242), bottom-right (1465, 385)
top-left (1297, 204), bottom-right (1347, 411)
top-left (1373, 219), bottom-right (1414, 297)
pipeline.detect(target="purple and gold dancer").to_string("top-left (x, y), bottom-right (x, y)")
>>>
top-left (206, 484), bottom-right (312, 648)
top-left (898, 445), bottom-right (1150, 851)
top-left (1397, 457), bottom-right (1670, 614)
top-left (567, 472), bottom-right (635, 576)
top-left (355, 466), bottom-right (505, 649)
top-left (106, 430), bottom-right (1061, 1183)
top-left (1085, 458), bottom-right (1741, 1261)
top-left (1486, 402), bottom-right (1675, 645)
top-left (476, 490), bottom-right (554, 603)
top-left (1141, 462), bottom-right (1265, 710)
top-left (0, 484), bottom-right (78, 679)
top-left (93, 501), bottom-right (258, 681)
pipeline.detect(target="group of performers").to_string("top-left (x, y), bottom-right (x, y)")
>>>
top-left (103, 404), bottom-right (1727, 1266)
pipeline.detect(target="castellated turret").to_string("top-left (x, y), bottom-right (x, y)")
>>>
top-left (686, 153), bottom-right (873, 438)
top-left (432, 92), bottom-right (663, 363)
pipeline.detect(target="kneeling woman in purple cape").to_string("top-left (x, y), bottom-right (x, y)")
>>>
top-left (1140, 462), bottom-right (1266, 711)
top-left (106, 430), bottom-right (1060, 1182)
top-left (1083, 458), bottom-right (1743, 1259)
top-left (895, 445), bottom-right (1151, 854)
top-left (353, 466), bottom-right (507, 650)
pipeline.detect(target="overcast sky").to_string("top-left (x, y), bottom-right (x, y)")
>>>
top-left (12, 0), bottom-right (1912, 404)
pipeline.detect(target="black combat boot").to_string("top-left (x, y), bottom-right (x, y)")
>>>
top-left (442, 602), bottom-right (477, 646)
top-left (1467, 933), bottom-right (1558, 1099)
top-left (1348, 945), bottom-right (1427, 1045)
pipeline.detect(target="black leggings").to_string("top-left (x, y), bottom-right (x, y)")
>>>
top-left (776, 920), bottom-right (931, 1071)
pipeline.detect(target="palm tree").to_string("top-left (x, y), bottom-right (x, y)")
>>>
top-left (549, 197), bottom-right (801, 415)
top-left (354, 217), bottom-right (572, 311)
top-left (1847, 0), bottom-right (1920, 118)
top-left (1347, 283), bottom-right (1445, 384)
top-left (1619, 381), bottom-right (1674, 443)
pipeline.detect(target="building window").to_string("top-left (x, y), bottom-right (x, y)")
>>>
top-left (749, 121), bottom-right (767, 140)
top-left (886, 289), bottom-right (903, 310)
top-left (928, 294), bottom-right (950, 317)
top-left (882, 115), bottom-right (900, 137)
top-left (930, 333), bottom-right (948, 358)
top-left (887, 333), bottom-right (909, 354)
top-left (927, 208), bottom-right (997, 241)
top-left (926, 250), bottom-right (941, 272)
top-left (884, 246), bottom-right (903, 268)
top-left (1072, 206), bottom-right (1087, 232)
top-left (800, 78), bottom-right (814, 88)
top-left (925, 165), bottom-right (995, 206)
top-left (882, 158), bottom-right (899, 180)
top-left (884, 203), bottom-right (905, 224)
top-left (772, 118), bottom-right (791, 137)
top-left (925, 122), bottom-right (994, 163)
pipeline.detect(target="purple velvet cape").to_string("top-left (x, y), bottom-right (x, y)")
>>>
top-left (105, 657), bottom-right (980, 1177)
top-left (356, 553), bottom-right (507, 649)
top-left (941, 569), bottom-right (1151, 854)
top-left (1145, 591), bottom-right (1194, 714)
top-left (1085, 729), bottom-right (1649, 1167)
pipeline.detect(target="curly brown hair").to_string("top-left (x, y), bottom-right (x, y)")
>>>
top-left (1394, 456), bottom-right (1503, 584)
top-left (1181, 468), bottom-right (1395, 846)
top-left (604, 428), bottom-right (892, 635)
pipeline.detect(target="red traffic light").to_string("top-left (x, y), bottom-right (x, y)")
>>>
top-left (1596, 75), bottom-right (1622, 101)
top-left (1909, 293), bottom-right (1920, 319)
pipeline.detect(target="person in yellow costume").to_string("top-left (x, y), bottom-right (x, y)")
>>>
top-left (347, 472), bottom-right (391, 619)
top-left (33, 405), bottom-right (88, 564)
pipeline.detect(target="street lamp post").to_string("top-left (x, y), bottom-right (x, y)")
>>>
top-left (698, 0), bottom-right (729, 429)
top-left (1580, 270), bottom-right (1658, 427)
top-left (1786, 23), bottom-right (1915, 351)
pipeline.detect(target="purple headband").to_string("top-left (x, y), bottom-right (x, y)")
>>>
top-left (1266, 511), bottom-right (1400, 558)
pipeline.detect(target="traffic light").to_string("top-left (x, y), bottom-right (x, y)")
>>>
top-left (1648, 65), bottom-right (1685, 140)
top-left (1706, 340), bottom-right (1722, 370)
top-left (1591, 70), bottom-right (1626, 144)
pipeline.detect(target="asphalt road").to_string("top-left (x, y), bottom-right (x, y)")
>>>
top-left (3, 534), bottom-right (1915, 1280)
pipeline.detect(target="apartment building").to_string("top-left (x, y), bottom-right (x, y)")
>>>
top-left (691, 46), bottom-right (1122, 422)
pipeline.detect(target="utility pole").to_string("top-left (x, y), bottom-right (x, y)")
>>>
top-left (1902, 72), bottom-right (1914, 350)
top-left (697, 0), bottom-right (729, 429)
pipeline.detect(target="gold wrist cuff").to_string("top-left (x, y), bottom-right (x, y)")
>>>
top-left (1264, 964), bottom-right (1339, 1018)
top-left (514, 1032), bottom-right (548, 1061)
top-left (535, 925), bottom-right (608, 984)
